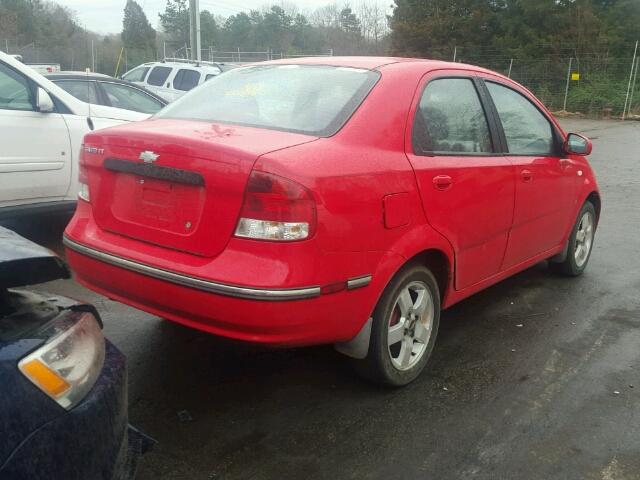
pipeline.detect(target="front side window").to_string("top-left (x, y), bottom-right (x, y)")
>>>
top-left (486, 82), bottom-right (555, 155)
top-left (146, 66), bottom-right (172, 87)
top-left (173, 69), bottom-right (201, 91)
top-left (413, 78), bottom-right (493, 154)
top-left (122, 66), bottom-right (149, 83)
top-left (156, 65), bottom-right (380, 137)
top-left (100, 82), bottom-right (164, 114)
top-left (0, 63), bottom-right (34, 111)
top-left (54, 80), bottom-right (100, 104)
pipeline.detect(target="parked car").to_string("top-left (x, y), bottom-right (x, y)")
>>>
top-left (46, 72), bottom-right (167, 114)
top-left (25, 63), bottom-right (61, 74)
top-left (121, 58), bottom-right (236, 102)
top-left (6, 53), bottom-right (60, 73)
top-left (0, 226), bottom-right (152, 479)
top-left (63, 57), bottom-right (600, 387)
top-left (0, 51), bottom-right (148, 220)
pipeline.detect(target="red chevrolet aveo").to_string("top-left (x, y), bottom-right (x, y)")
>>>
top-left (64, 57), bottom-right (600, 386)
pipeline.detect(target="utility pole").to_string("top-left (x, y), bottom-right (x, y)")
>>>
top-left (628, 52), bottom-right (639, 118)
top-left (563, 57), bottom-right (573, 112)
top-left (189, 0), bottom-right (201, 62)
top-left (622, 40), bottom-right (638, 120)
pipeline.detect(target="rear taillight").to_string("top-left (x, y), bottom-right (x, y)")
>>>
top-left (78, 152), bottom-right (90, 202)
top-left (235, 171), bottom-right (316, 241)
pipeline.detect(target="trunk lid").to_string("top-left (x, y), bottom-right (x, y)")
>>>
top-left (83, 119), bottom-right (317, 257)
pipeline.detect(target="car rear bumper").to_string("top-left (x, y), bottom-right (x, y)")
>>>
top-left (63, 235), bottom-right (376, 347)
top-left (64, 236), bottom-right (326, 301)
top-left (0, 342), bottom-right (149, 480)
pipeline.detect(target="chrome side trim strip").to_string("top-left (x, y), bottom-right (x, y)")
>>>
top-left (347, 275), bottom-right (372, 290)
top-left (62, 236), bottom-right (321, 301)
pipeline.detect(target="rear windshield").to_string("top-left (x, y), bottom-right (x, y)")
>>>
top-left (156, 65), bottom-right (380, 136)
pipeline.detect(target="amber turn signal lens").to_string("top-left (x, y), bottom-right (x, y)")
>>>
top-left (20, 359), bottom-right (71, 398)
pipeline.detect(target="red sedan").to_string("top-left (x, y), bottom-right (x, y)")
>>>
top-left (64, 57), bottom-right (600, 386)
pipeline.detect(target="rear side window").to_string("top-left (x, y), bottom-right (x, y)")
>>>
top-left (55, 79), bottom-right (100, 104)
top-left (122, 66), bottom-right (149, 83)
top-left (147, 66), bottom-right (172, 87)
top-left (486, 82), bottom-right (555, 155)
top-left (413, 78), bottom-right (493, 155)
top-left (173, 69), bottom-right (201, 91)
top-left (100, 82), bottom-right (164, 114)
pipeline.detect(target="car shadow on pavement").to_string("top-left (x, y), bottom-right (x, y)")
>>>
top-left (128, 261), bottom-right (586, 479)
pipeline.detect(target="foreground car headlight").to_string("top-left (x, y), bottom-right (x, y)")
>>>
top-left (18, 312), bottom-right (105, 410)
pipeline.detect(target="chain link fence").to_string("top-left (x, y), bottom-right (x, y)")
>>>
top-left (5, 39), bottom-right (640, 118)
top-left (423, 45), bottom-right (640, 119)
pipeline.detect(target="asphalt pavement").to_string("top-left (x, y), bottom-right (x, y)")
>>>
top-left (12, 118), bottom-right (640, 479)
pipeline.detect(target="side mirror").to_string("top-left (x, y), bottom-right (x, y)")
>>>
top-left (36, 87), bottom-right (54, 113)
top-left (564, 133), bottom-right (592, 156)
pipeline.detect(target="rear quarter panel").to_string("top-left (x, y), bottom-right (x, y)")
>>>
top-left (254, 62), bottom-right (455, 319)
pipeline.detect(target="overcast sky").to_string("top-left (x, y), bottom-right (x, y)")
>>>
top-left (57, 0), bottom-right (388, 35)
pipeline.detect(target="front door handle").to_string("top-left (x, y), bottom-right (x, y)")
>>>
top-left (521, 169), bottom-right (533, 182)
top-left (433, 175), bottom-right (453, 190)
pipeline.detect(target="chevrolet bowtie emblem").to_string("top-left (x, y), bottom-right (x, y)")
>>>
top-left (139, 151), bottom-right (159, 163)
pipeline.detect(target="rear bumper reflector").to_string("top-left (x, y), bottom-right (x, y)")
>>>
top-left (63, 236), bottom-right (321, 301)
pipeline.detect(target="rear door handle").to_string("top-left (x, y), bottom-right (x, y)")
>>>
top-left (433, 175), bottom-right (453, 190)
top-left (521, 169), bottom-right (533, 182)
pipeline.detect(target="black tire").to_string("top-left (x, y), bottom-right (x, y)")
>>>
top-left (353, 265), bottom-right (440, 387)
top-left (550, 201), bottom-right (597, 276)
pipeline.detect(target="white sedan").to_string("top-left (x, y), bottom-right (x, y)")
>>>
top-left (0, 51), bottom-right (148, 219)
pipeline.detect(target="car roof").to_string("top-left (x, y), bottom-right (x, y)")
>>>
top-left (45, 73), bottom-right (168, 104)
top-left (251, 56), bottom-right (504, 77)
top-left (139, 61), bottom-right (225, 72)
top-left (45, 71), bottom-right (111, 79)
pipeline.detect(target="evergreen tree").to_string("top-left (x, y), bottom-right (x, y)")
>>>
top-left (121, 0), bottom-right (155, 52)
top-left (200, 10), bottom-right (218, 48)
top-left (339, 7), bottom-right (361, 36)
top-left (159, 0), bottom-right (189, 47)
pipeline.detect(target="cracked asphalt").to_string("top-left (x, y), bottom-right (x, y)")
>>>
top-left (9, 118), bottom-right (640, 479)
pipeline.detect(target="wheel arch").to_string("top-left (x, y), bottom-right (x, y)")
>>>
top-left (403, 249), bottom-right (451, 303)
top-left (335, 223), bottom-right (455, 360)
top-left (586, 190), bottom-right (601, 225)
top-left (335, 246), bottom-right (452, 360)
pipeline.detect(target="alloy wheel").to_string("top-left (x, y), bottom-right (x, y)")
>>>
top-left (574, 211), bottom-right (594, 268)
top-left (387, 281), bottom-right (435, 371)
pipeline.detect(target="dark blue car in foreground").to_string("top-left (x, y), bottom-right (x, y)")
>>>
top-left (0, 227), bottom-right (151, 479)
